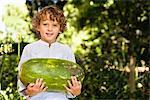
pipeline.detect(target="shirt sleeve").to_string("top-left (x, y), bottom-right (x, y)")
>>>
top-left (18, 45), bottom-right (30, 95)
top-left (66, 92), bottom-right (76, 98)
top-left (65, 45), bottom-right (76, 63)
top-left (18, 45), bottom-right (31, 72)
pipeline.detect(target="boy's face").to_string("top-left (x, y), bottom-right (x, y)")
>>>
top-left (37, 18), bottom-right (61, 44)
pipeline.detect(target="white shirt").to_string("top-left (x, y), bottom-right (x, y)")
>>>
top-left (18, 40), bottom-right (76, 100)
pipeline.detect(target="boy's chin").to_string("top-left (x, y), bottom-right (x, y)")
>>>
top-left (46, 39), bottom-right (56, 44)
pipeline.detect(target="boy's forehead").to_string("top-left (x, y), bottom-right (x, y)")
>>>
top-left (41, 19), bottom-right (58, 24)
top-left (41, 13), bottom-right (58, 22)
top-left (41, 13), bottom-right (50, 20)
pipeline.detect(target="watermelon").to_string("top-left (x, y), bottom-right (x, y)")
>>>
top-left (19, 58), bottom-right (84, 93)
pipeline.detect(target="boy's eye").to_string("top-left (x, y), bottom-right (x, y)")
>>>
top-left (53, 24), bottom-right (57, 26)
top-left (43, 23), bottom-right (48, 26)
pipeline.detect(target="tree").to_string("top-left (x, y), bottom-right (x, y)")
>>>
top-left (62, 0), bottom-right (149, 99)
top-left (0, 3), bottom-right (33, 100)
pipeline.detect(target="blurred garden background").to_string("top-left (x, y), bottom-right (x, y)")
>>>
top-left (0, 0), bottom-right (149, 100)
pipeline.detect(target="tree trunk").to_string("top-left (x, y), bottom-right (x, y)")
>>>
top-left (128, 56), bottom-right (136, 100)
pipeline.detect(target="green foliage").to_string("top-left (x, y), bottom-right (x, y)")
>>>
top-left (0, 54), bottom-right (24, 100)
top-left (2, 4), bottom-right (35, 43)
top-left (0, 3), bottom-right (33, 100)
top-left (62, 0), bottom-right (149, 99)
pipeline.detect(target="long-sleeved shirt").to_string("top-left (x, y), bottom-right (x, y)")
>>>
top-left (18, 39), bottom-right (76, 100)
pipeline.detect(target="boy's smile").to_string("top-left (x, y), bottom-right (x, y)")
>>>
top-left (46, 32), bottom-right (54, 36)
top-left (37, 19), bottom-right (61, 44)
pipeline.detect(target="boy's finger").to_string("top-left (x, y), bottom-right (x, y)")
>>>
top-left (67, 80), bottom-right (72, 87)
top-left (40, 82), bottom-right (46, 89)
top-left (38, 78), bottom-right (43, 85)
top-left (36, 79), bottom-right (40, 84)
top-left (42, 86), bottom-right (48, 92)
top-left (36, 78), bottom-right (43, 87)
top-left (71, 76), bottom-right (78, 86)
top-left (78, 81), bottom-right (82, 87)
top-left (64, 85), bottom-right (71, 92)
top-left (28, 83), bottom-right (35, 87)
top-left (72, 76), bottom-right (77, 81)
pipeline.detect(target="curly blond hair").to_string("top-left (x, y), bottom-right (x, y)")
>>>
top-left (32, 5), bottom-right (66, 37)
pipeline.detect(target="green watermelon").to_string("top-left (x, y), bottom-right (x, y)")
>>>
top-left (19, 58), bottom-right (84, 93)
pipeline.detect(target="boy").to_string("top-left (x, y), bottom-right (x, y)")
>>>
top-left (18, 5), bottom-right (82, 100)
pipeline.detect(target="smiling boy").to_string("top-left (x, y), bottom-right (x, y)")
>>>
top-left (18, 5), bottom-right (82, 100)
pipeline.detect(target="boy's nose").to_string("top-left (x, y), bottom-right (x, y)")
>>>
top-left (48, 26), bottom-right (52, 31)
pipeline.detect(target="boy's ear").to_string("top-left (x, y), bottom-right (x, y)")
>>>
top-left (58, 28), bottom-right (62, 33)
top-left (59, 30), bottom-right (62, 33)
top-left (37, 26), bottom-right (40, 32)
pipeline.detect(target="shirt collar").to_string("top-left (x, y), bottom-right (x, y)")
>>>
top-left (39, 39), bottom-right (57, 47)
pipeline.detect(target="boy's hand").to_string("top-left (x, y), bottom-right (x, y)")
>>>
top-left (25, 78), bottom-right (48, 96)
top-left (65, 76), bottom-right (82, 96)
